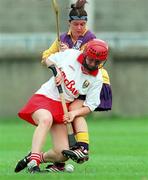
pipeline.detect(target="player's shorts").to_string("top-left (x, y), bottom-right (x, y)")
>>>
top-left (18, 94), bottom-right (70, 125)
top-left (78, 83), bottom-right (112, 111)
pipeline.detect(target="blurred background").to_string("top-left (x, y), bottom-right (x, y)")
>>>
top-left (0, 0), bottom-right (148, 119)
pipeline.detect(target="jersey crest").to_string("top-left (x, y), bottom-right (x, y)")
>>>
top-left (82, 80), bottom-right (90, 88)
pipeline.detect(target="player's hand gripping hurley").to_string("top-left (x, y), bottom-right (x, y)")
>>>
top-left (48, 65), bottom-right (76, 148)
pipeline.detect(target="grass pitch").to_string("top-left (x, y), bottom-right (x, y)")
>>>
top-left (0, 116), bottom-right (148, 180)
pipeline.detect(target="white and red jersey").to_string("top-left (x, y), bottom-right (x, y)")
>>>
top-left (36, 49), bottom-right (103, 111)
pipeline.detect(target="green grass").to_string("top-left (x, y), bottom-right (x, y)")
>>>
top-left (0, 116), bottom-right (148, 180)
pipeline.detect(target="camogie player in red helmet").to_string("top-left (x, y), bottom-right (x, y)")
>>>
top-left (14, 39), bottom-right (109, 173)
top-left (14, 0), bottom-right (112, 173)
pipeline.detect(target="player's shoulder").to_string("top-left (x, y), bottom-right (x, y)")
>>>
top-left (65, 48), bottom-right (80, 53)
top-left (64, 49), bottom-right (81, 56)
top-left (96, 69), bottom-right (104, 82)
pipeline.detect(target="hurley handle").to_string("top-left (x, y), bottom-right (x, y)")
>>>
top-left (48, 64), bottom-right (63, 94)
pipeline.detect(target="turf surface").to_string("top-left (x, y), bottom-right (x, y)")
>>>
top-left (0, 116), bottom-right (148, 180)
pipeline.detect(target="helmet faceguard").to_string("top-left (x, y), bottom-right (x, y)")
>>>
top-left (82, 57), bottom-right (101, 71)
top-left (82, 39), bottom-right (109, 71)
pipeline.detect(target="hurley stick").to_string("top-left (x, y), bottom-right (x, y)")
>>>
top-left (48, 64), bottom-right (76, 148)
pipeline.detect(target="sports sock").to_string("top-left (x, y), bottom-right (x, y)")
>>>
top-left (30, 153), bottom-right (41, 166)
top-left (75, 132), bottom-right (89, 151)
top-left (76, 142), bottom-right (89, 151)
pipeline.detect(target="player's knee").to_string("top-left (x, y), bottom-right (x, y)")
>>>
top-left (39, 117), bottom-right (53, 128)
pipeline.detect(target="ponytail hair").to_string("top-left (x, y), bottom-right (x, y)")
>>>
top-left (69, 0), bottom-right (88, 21)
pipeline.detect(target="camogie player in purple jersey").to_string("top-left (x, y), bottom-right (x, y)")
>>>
top-left (14, 0), bottom-right (112, 173)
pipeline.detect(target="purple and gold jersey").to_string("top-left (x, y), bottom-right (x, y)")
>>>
top-left (42, 29), bottom-right (95, 59)
top-left (60, 30), bottom-right (96, 50)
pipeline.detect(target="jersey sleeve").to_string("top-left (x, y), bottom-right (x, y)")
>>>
top-left (83, 78), bottom-right (103, 111)
top-left (42, 39), bottom-right (59, 59)
top-left (47, 49), bottom-right (74, 68)
top-left (100, 68), bottom-right (110, 85)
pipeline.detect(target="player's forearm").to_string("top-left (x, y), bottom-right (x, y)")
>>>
top-left (72, 106), bottom-right (91, 117)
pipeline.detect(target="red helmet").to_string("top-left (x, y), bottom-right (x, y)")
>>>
top-left (84, 39), bottom-right (109, 61)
